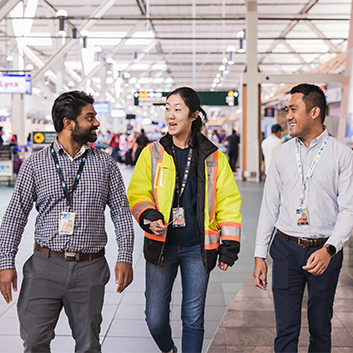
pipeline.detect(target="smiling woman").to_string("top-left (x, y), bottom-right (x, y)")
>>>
top-left (127, 87), bottom-right (242, 353)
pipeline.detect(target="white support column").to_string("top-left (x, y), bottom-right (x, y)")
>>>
top-left (11, 94), bottom-right (26, 146)
top-left (338, 1), bottom-right (353, 146)
top-left (242, 0), bottom-right (260, 181)
top-left (9, 8), bottom-right (27, 147)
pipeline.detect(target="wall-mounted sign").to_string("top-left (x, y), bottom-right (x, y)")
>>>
top-left (93, 102), bottom-right (110, 114)
top-left (134, 91), bottom-right (239, 106)
top-left (134, 92), bottom-right (167, 106)
top-left (0, 74), bottom-right (32, 94)
top-left (32, 131), bottom-right (57, 145)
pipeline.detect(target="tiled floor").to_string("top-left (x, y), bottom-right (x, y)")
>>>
top-left (0, 165), bottom-right (263, 353)
top-left (2, 164), bottom-right (352, 353)
top-left (207, 234), bottom-right (353, 353)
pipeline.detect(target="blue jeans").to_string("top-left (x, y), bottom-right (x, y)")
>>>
top-left (145, 244), bottom-right (209, 353)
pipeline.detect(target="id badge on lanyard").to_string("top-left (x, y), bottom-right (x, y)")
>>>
top-left (59, 211), bottom-right (76, 235)
top-left (171, 146), bottom-right (192, 228)
top-left (295, 136), bottom-right (328, 226)
top-left (51, 144), bottom-right (87, 236)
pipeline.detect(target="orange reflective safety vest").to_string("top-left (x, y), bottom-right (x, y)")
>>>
top-left (127, 133), bottom-right (242, 273)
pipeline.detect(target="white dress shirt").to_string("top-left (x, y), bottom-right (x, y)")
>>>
top-left (255, 129), bottom-right (353, 259)
top-left (261, 134), bottom-right (282, 174)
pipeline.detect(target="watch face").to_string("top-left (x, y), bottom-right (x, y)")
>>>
top-left (326, 245), bottom-right (336, 256)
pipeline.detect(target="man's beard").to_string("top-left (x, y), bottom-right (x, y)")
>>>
top-left (72, 125), bottom-right (98, 144)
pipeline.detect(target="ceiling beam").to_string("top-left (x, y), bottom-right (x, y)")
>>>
top-left (77, 20), bottom-right (146, 89)
top-left (0, 0), bottom-right (19, 21)
top-left (33, 0), bottom-right (118, 85)
top-left (258, 0), bottom-right (319, 65)
top-left (304, 21), bottom-right (340, 53)
top-left (243, 72), bottom-right (344, 84)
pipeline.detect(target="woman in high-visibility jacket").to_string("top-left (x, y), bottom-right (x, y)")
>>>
top-left (127, 87), bottom-right (242, 353)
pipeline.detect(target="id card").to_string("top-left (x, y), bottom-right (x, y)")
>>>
top-left (296, 205), bottom-right (309, 225)
top-left (172, 207), bottom-right (186, 228)
top-left (59, 212), bottom-right (75, 235)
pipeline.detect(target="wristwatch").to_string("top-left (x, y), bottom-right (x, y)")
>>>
top-left (325, 244), bottom-right (336, 256)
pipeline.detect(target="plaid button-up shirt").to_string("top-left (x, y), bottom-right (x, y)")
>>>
top-left (0, 139), bottom-right (134, 270)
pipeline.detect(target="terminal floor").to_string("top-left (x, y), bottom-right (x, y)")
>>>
top-left (0, 165), bottom-right (352, 353)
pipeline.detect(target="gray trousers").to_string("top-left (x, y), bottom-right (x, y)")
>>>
top-left (17, 251), bottom-right (110, 353)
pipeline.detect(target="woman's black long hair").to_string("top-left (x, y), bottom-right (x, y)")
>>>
top-left (167, 87), bottom-right (207, 174)
top-left (166, 87), bottom-right (207, 150)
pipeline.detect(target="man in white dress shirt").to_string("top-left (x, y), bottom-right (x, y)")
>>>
top-left (253, 83), bottom-right (353, 353)
top-left (261, 123), bottom-right (283, 175)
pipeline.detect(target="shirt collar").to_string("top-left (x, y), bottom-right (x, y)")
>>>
top-left (53, 138), bottom-right (90, 161)
top-left (295, 128), bottom-right (328, 149)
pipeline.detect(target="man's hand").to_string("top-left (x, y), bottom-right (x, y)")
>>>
top-left (115, 262), bottom-right (133, 293)
top-left (218, 261), bottom-right (229, 271)
top-left (0, 269), bottom-right (17, 303)
top-left (253, 257), bottom-right (268, 291)
top-left (302, 247), bottom-right (332, 276)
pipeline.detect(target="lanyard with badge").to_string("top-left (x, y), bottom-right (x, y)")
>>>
top-left (51, 143), bottom-right (87, 235)
top-left (171, 146), bottom-right (193, 228)
top-left (295, 136), bottom-right (329, 225)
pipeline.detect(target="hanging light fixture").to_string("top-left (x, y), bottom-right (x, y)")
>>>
top-left (227, 45), bottom-right (236, 65)
top-left (237, 30), bottom-right (246, 53)
top-left (6, 55), bottom-right (13, 70)
top-left (81, 30), bottom-right (89, 48)
top-left (56, 9), bottom-right (68, 36)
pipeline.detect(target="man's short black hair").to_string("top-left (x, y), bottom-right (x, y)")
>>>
top-left (271, 124), bottom-right (283, 134)
top-left (51, 90), bottom-right (95, 133)
top-left (290, 83), bottom-right (327, 124)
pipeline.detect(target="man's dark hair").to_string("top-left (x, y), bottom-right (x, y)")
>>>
top-left (290, 83), bottom-right (327, 124)
top-left (51, 90), bottom-right (95, 132)
top-left (271, 124), bottom-right (283, 134)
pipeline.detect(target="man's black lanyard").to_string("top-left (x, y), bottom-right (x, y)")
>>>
top-left (172, 145), bottom-right (193, 207)
top-left (50, 143), bottom-right (87, 209)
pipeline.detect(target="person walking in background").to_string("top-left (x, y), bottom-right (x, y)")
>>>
top-left (0, 90), bottom-right (134, 353)
top-left (253, 83), bottom-right (353, 353)
top-left (226, 129), bottom-right (240, 172)
top-left (110, 132), bottom-right (121, 162)
top-left (0, 127), bottom-right (4, 147)
top-left (127, 87), bottom-right (242, 353)
top-left (261, 123), bottom-right (283, 175)
top-left (210, 129), bottom-right (220, 146)
top-left (132, 128), bottom-right (149, 162)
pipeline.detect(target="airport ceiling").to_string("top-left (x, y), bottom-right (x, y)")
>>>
top-left (0, 0), bottom-right (351, 111)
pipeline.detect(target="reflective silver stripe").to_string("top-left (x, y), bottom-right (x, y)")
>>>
top-left (151, 140), bottom-right (163, 192)
top-left (205, 231), bottom-right (220, 245)
top-left (206, 153), bottom-right (218, 219)
top-left (132, 201), bottom-right (155, 220)
top-left (220, 225), bottom-right (241, 238)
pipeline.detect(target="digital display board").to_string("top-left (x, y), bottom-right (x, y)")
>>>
top-left (111, 108), bottom-right (126, 118)
top-left (134, 91), bottom-right (239, 106)
top-left (0, 74), bottom-right (32, 94)
top-left (93, 102), bottom-right (110, 114)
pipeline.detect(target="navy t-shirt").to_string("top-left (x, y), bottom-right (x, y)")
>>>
top-left (166, 145), bottom-right (200, 247)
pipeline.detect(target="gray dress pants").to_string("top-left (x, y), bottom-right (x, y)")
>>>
top-left (17, 251), bottom-right (110, 353)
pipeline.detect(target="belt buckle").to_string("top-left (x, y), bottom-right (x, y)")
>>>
top-left (298, 237), bottom-right (306, 247)
top-left (64, 251), bottom-right (79, 261)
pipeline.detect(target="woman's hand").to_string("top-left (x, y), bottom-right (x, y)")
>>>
top-left (218, 261), bottom-right (229, 271)
top-left (149, 219), bottom-right (167, 235)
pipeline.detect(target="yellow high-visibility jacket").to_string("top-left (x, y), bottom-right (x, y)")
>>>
top-left (127, 132), bottom-right (242, 273)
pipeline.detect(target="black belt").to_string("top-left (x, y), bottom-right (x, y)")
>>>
top-left (277, 230), bottom-right (328, 247)
top-left (34, 243), bottom-right (105, 261)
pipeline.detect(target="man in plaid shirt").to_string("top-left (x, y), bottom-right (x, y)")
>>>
top-left (0, 91), bottom-right (134, 352)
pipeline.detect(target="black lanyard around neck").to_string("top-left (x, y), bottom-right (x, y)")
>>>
top-left (50, 143), bottom-right (87, 209)
top-left (172, 145), bottom-right (193, 207)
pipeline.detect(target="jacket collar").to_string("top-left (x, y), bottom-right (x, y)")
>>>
top-left (160, 132), bottom-right (217, 160)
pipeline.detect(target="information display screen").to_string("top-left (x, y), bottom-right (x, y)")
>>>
top-left (0, 74), bottom-right (32, 94)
